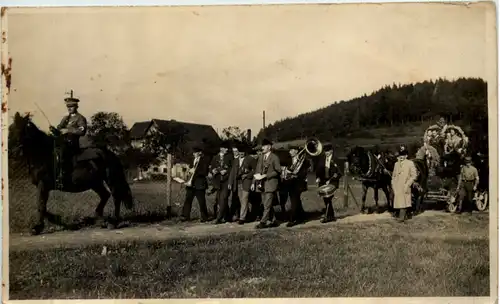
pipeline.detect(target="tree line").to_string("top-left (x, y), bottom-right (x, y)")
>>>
top-left (256, 77), bottom-right (488, 150)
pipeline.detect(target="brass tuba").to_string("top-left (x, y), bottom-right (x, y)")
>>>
top-left (283, 138), bottom-right (323, 180)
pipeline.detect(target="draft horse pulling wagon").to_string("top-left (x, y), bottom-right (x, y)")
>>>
top-left (346, 146), bottom-right (429, 215)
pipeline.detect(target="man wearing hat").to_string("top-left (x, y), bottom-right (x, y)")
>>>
top-left (50, 93), bottom-right (88, 188)
top-left (457, 156), bottom-right (480, 214)
top-left (228, 143), bottom-right (257, 224)
top-left (285, 144), bottom-right (310, 227)
top-left (248, 144), bottom-right (263, 221)
top-left (228, 142), bottom-right (242, 221)
top-left (391, 145), bottom-right (418, 222)
top-left (210, 140), bottom-right (234, 224)
top-left (315, 143), bottom-right (342, 223)
top-left (181, 143), bottom-right (211, 222)
top-left (251, 138), bottom-right (281, 229)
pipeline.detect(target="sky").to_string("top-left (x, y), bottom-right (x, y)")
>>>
top-left (5, 3), bottom-right (495, 137)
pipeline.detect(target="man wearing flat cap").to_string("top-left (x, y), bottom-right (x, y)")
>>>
top-left (210, 140), bottom-right (234, 224)
top-left (50, 92), bottom-right (88, 188)
top-left (391, 145), bottom-right (418, 222)
top-left (181, 143), bottom-right (211, 222)
top-left (315, 143), bottom-right (342, 223)
top-left (457, 156), bottom-right (480, 214)
top-left (251, 138), bottom-right (281, 228)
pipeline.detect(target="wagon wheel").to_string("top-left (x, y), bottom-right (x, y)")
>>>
top-left (475, 191), bottom-right (489, 211)
top-left (446, 189), bottom-right (459, 213)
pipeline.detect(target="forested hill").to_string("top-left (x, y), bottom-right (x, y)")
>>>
top-left (256, 78), bottom-right (488, 146)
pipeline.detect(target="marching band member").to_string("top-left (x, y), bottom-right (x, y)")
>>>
top-left (210, 141), bottom-right (234, 224)
top-left (249, 145), bottom-right (263, 221)
top-left (457, 156), bottom-right (480, 214)
top-left (228, 144), bottom-right (257, 224)
top-left (181, 143), bottom-right (210, 222)
top-left (391, 145), bottom-right (418, 222)
top-left (229, 143), bottom-right (242, 221)
top-left (285, 144), bottom-right (310, 227)
top-left (251, 138), bottom-right (281, 229)
top-left (315, 143), bottom-right (342, 223)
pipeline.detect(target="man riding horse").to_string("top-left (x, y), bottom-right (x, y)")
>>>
top-left (50, 91), bottom-right (97, 189)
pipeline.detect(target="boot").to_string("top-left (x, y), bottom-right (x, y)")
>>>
top-left (398, 208), bottom-right (407, 222)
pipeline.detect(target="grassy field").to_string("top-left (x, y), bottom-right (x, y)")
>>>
top-left (9, 174), bottom-right (375, 234)
top-left (9, 212), bottom-right (489, 299)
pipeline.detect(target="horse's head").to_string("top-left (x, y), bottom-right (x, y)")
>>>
top-left (8, 112), bottom-right (45, 158)
top-left (381, 150), bottom-right (397, 171)
top-left (346, 146), bottom-right (368, 175)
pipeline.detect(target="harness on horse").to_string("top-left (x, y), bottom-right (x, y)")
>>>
top-left (354, 151), bottom-right (388, 182)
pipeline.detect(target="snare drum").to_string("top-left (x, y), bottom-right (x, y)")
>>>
top-left (318, 184), bottom-right (337, 198)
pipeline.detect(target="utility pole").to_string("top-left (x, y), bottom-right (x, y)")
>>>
top-left (262, 110), bottom-right (266, 129)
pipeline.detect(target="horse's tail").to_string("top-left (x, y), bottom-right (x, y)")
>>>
top-left (103, 150), bottom-right (134, 210)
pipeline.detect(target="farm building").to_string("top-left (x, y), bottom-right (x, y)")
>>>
top-left (129, 118), bottom-right (221, 180)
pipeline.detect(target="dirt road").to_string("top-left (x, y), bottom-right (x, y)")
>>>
top-left (9, 210), bottom-right (452, 251)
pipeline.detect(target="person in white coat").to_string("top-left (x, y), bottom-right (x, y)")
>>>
top-left (391, 146), bottom-right (418, 222)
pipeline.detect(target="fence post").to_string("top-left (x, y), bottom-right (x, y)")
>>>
top-left (166, 152), bottom-right (173, 218)
top-left (343, 161), bottom-right (349, 208)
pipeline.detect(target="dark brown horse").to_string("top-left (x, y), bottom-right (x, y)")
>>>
top-left (8, 112), bottom-right (135, 235)
top-left (347, 146), bottom-right (429, 215)
top-left (346, 146), bottom-right (396, 213)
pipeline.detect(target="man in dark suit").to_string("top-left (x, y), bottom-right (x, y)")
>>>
top-left (210, 141), bottom-right (234, 224)
top-left (229, 143), bottom-right (242, 221)
top-left (251, 138), bottom-right (281, 229)
top-left (315, 143), bottom-right (342, 223)
top-left (285, 144), bottom-right (310, 227)
top-left (181, 143), bottom-right (211, 222)
top-left (229, 144), bottom-right (257, 224)
top-left (248, 145), bottom-right (263, 221)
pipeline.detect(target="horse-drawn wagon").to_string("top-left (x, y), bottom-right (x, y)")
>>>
top-left (417, 123), bottom-right (488, 212)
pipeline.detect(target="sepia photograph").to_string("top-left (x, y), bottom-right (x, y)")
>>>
top-left (1, 2), bottom-right (497, 301)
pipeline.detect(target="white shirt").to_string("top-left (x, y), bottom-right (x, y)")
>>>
top-left (325, 154), bottom-right (332, 169)
top-left (193, 156), bottom-right (200, 167)
top-left (264, 151), bottom-right (271, 160)
top-left (239, 157), bottom-right (244, 167)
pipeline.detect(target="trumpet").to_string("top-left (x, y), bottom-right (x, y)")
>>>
top-left (282, 138), bottom-right (323, 180)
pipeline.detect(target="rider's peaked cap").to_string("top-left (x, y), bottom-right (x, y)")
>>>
top-left (64, 97), bottom-right (80, 106)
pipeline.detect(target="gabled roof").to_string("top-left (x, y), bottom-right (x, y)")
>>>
top-left (129, 121), bottom-right (154, 139)
top-left (129, 119), bottom-right (220, 145)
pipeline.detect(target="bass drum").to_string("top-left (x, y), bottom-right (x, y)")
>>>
top-left (318, 184), bottom-right (337, 198)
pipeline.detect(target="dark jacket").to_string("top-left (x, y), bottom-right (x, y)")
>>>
top-left (188, 154), bottom-right (211, 190)
top-left (253, 152), bottom-right (281, 193)
top-left (315, 154), bottom-right (343, 187)
top-left (288, 156), bottom-right (310, 192)
top-left (209, 152), bottom-right (234, 189)
top-left (229, 155), bottom-right (258, 192)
